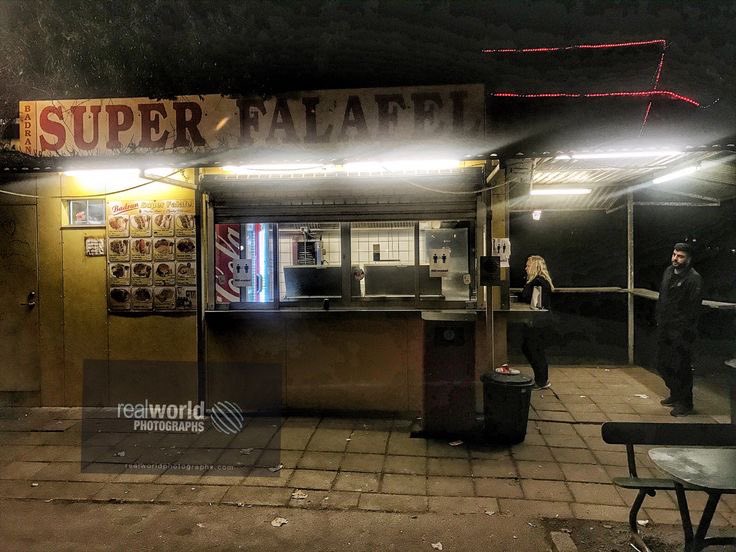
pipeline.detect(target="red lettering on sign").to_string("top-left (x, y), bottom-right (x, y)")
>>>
top-left (39, 106), bottom-right (65, 151)
top-left (173, 102), bottom-right (206, 148)
top-left (106, 105), bottom-right (134, 149)
top-left (138, 103), bottom-right (169, 148)
top-left (70, 105), bottom-right (102, 150)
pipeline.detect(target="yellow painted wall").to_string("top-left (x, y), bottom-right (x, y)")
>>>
top-left (0, 170), bottom-right (199, 406)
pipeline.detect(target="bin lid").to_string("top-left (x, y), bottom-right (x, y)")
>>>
top-left (481, 372), bottom-right (534, 386)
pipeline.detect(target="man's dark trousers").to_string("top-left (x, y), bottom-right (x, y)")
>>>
top-left (656, 326), bottom-right (695, 408)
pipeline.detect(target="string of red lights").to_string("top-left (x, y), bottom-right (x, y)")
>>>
top-left (640, 50), bottom-right (668, 133)
top-left (482, 39), bottom-right (666, 54)
top-left (490, 90), bottom-right (700, 107)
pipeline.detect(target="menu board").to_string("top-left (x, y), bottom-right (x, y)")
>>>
top-left (106, 199), bottom-right (196, 312)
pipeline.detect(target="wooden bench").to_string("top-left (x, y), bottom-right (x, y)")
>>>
top-left (601, 422), bottom-right (736, 552)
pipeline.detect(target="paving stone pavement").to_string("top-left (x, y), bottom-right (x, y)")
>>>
top-left (0, 366), bottom-right (733, 529)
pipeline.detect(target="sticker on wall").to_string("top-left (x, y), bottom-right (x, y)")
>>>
top-left (176, 287), bottom-right (197, 310)
top-left (232, 259), bottom-right (252, 287)
top-left (429, 247), bottom-right (451, 277)
top-left (108, 239), bottom-right (130, 261)
top-left (154, 262), bottom-right (176, 286)
top-left (175, 237), bottom-right (196, 261)
top-left (153, 286), bottom-right (176, 309)
top-left (109, 263), bottom-right (130, 286)
top-left (492, 238), bottom-right (511, 268)
top-left (176, 262), bottom-right (196, 286)
top-left (176, 214), bottom-right (196, 236)
top-left (109, 288), bottom-right (131, 310)
top-left (108, 215), bottom-right (129, 238)
top-left (131, 287), bottom-right (153, 310)
top-left (153, 238), bottom-right (175, 261)
top-left (131, 262), bottom-right (153, 286)
top-left (130, 214), bottom-right (152, 237)
top-left (130, 238), bottom-right (152, 261)
top-left (85, 236), bottom-right (105, 257)
top-left (152, 213), bottom-right (175, 236)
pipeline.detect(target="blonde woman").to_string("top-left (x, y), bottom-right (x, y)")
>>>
top-left (519, 255), bottom-right (554, 388)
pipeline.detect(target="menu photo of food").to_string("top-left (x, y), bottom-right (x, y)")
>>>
top-left (130, 214), bottom-right (152, 237)
top-left (131, 287), bottom-right (153, 310)
top-left (152, 213), bottom-right (175, 237)
top-left (108, 238), bottom-right (130, 261)
top-left (175, 237), bottom-right (196, 261)
top-left (176, 286), bottom-right (197, 310)
top-left (109, 287), bottom-right (131, 310)
top-left (176, 261), bottom-right (196, 286)
top-left (130, 238), bottom-right (152, 261)
top-left (108, 215), bottom-right (129, 238)
top-left (131, 262), bottom-right (153, 286)
top-left (175, 214), bottom-right (196, 236)
top-left (153, 238), bottom-right (175, 261)
top-left (153, 286), bottom-right (176, 309)
top-left (154, 262), bottom-right (176, 286)
top-left (109, 263), bottom-right (130, 286)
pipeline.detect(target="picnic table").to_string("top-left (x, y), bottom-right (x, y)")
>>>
top-left (648, 447), bottom-right (736, 552)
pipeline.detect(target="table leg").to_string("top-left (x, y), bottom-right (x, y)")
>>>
top-left (692, 492), bottom-right (721, 552)
top-left (673, 483), bottom-right (694, 551)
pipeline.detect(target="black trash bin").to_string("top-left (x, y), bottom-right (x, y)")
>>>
top-left (481, 372), bottom-right (534, 444)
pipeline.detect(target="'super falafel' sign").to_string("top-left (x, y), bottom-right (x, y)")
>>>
top-left (19, 84), bottom-right (484, 156)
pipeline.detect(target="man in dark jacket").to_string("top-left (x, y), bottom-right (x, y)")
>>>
top-left (655, 242), bottom-right (703, 416)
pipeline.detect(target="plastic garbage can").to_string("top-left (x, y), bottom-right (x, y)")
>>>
top-left (481, 371), bottom-right (534, 444)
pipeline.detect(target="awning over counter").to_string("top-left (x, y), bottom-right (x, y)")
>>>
top-left (202, 168), bottom-right (485, 222)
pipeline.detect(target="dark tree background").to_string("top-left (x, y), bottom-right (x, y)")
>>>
top-left (1, 0), bottom-right (735, 138)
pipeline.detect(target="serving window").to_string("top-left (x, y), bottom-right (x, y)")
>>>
top-left (213, 219), bottom-right (475, 310)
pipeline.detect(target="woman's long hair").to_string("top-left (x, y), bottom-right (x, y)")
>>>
top-left (526, 255), bottom-right (554, 290)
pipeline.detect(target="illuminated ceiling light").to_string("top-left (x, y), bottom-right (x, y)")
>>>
top-left (555, 150), bottom-right (681, 161)
top-left (530, 188), bottom-right (592, 196)
top-left (63, 168), bottom-right (142, 187)
top-left (532, 210), bottom-right (542, 220)
top-left (343, 159), bottom-right (461, 172)
top-left (222, 163), bottom-right (330, 174)
top-left (652, 165), bottom-right (698, 184)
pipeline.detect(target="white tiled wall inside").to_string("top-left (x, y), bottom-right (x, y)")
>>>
top-left (278, 228), bottom-right (341, 299)
top-left (350, 227), bottom-right (414, 264)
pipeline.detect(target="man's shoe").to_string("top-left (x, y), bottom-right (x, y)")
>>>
top-left (670, 405), bottom-right (694, 417)
top-left (534, 382), bottom-right (552, 390)
top-left (660, 396), bottom-right (676, 406)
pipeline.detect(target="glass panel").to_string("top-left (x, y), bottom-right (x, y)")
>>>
top-left (419, 221), bottom-right (471, 301)
top-left (277, 223), bottom-right (341, 300)
top-left (69, 200), bottom-right (88, 225)
top-left (86, 200), bottom-right (105, 224)
top-left (350, 222), bottom-right (416, 298)
top-left (214, 223), bottom-right (275, 306)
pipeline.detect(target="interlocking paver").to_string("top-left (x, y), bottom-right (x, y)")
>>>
top-left (0, 461), bottom-right (49, 480)
top-left (358, 493), bottom-right (428, 512)
top-left (381, 474), bottom-right (427, 495)
top-left (521, 479), bottom-right (572, 501)
top-left (298, 451), bottom-right (343, 470)
top-left (345, 431), bottom-right (389, 454)
top-left (220, 485), bottom-right (291, 506)
top-left (333, 471), bottom-right (380, 492)
top-left (383, 455), bottom-right (426, 475)
top-left (567, 482), bottom-right (624, 505)
top-left (559, 463), bottom-right (611, 483)
top-left (427, 476), bottom-right (474, 496)
top-left (428, 496), bottom-right (499, 513)
top-left (288, 490), bottom-right (360, 509)
top-left (93, 482), bottom-right (166, 502)
top-left (428, 457), bottom-right (471, 476)
top-left (340, 453), bottom-right (384, 473)
top-left (515, 461), bottom-right (565, 481)
top-left (471, 458), bottom-right (517, 478)
top-left (550, 447), bottom-right (597, 464)
top-left (511, 444), bottom-right (554, 462)
top-left (542, 434), bottom-right (587, 449)
top-left (386, 433), bottom-right (427, 456)
top-left (306, 429), bottom-right (352, 452)
top-left (498, 498), bottom-right (573, 518)
top-left (288, 469), bottom-right (337, 490)
top-left (473, 477), bottom-right (523, 498)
